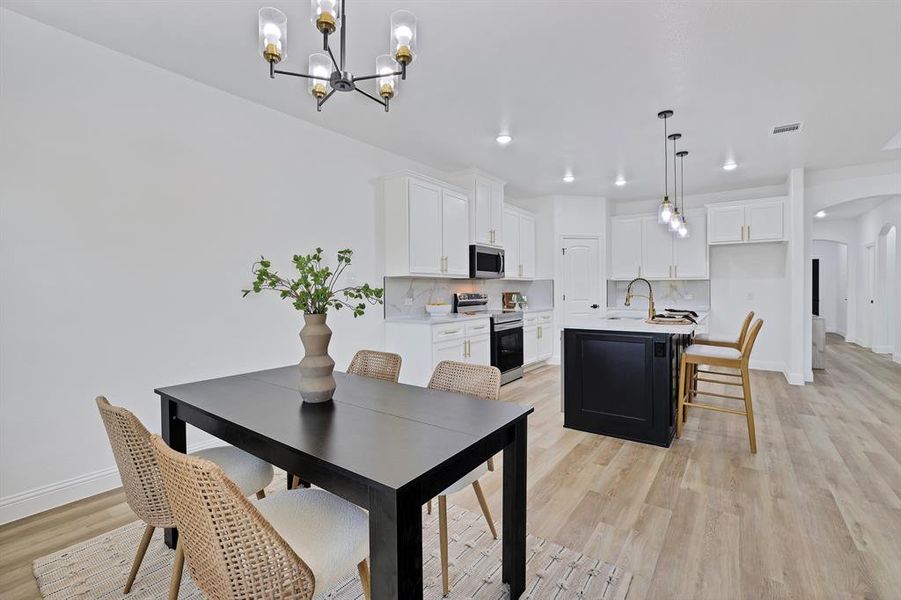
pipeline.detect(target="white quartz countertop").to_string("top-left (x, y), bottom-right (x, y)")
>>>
top-left (521, 307), bottom-right (554, 314)
top-left (565, 311), bottom-right (709, 335)
top-left (384, 313), bottom-right (491, 325)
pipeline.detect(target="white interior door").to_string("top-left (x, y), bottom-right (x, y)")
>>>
top-left (562, 236), bottom-right (601, 322)
top-left (441, 189), bottom-right (469, 276)
top-left (865, 243), bottom-right (876, 348)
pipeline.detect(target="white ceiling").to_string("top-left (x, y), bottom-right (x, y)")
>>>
top-left (816, 195), bottom-right (898, 221)
top-left (4, 0), bottom-right (901, 200)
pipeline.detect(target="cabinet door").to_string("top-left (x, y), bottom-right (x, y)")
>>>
top-left (708, 205), bottom-right (745, 244)
top-left (519, 213), bottom-right (536, 279)
top-left (538, 324), bottom-right (554, 360)
top-left (466, 334), bottom-right (491, 365)
top-left (490, 182), bottom-right (505, 246)
top-left (746, 200), bottom-right (783, 241)
top-left (523, 326), bottom-right (538, 365)
top-left (441, 189), bottom-right (469, 276)
top-left (503, 209), bottom-right (520, 279)
top-left (673, 209), bottom-right (708, 278)
top-left (408, 179), bottom-right (443, 274)
top-left (641, 217), bottom-right (674, 279)
top-left (433, 338), bottom-right (465, 366)
top-left (473, 180), bottom-right (492, 245)
top-left (610, 217), bottom-right (642, 279)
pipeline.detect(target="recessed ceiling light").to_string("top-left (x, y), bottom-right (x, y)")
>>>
top-left (815, 210), bottom-right (826, 218)
top-left (496, 134), bottom-right (512, 145)
top-left (563, 173), bottom-right (575, 183)
top-left (723, 160), bottom-right (738, 171)
top-left (615, 176), bottom-right (626, 187)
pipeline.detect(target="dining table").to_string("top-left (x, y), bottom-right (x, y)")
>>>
top-left (155, 366), bottom-right (533, 599)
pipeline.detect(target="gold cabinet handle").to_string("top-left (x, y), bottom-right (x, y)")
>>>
top-left (464, 339), bottom-right (470, 358)
top-left (674, 265), bottom-right (678, 278)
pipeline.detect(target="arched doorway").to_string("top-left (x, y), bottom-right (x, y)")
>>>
top-left (872, 223), bottom-right (897, 355)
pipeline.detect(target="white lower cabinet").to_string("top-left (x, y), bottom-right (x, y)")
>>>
top-left (523, 311), bottom-right (554, 366)
top-left (385, 318), bottom-right (491, 385)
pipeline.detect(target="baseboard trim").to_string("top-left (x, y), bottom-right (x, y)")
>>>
top-left (782, 371), bottom-right (806, 386)
top-left (894, 353), bottom-right (901, 364)
top-left (748, 359), bottom-right (785, 373)
top-left (872, 345), bottom-right (893, 354)
top-left (0, 439), bottom-right (221, 526)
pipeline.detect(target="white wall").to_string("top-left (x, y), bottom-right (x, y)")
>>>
top-left (812, 240), bottom-right (848, 335)
top-left (811, 198), bottom-right (901, 361)
top-left (0, 11), bottom-right (439, 523)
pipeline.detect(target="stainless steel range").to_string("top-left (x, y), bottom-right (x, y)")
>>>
top-left (454, 293), bottom-right (524, 385)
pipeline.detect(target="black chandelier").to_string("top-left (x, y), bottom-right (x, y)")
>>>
top-left (258, 0), bottom-right (417, 112)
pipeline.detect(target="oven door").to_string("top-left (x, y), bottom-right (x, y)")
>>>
top-left (470, 245), bottom-right (505, 279)
top-left (492, 323), bottom-right (524, 375)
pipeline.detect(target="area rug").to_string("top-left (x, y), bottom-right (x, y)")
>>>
top-left (34, 498), bottom-right (631, 600)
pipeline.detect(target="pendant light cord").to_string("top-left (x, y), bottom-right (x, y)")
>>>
top-left (672, 135), bottom-right (678, 212)
top-left (663, 116), bottom-right (668, 198)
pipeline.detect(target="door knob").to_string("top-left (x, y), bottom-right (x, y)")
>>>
top-left (590, 304), bottom-right (599, 309)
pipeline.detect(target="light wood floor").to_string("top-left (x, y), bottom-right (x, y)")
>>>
top-left (2, 336), bottom-right (899, 599)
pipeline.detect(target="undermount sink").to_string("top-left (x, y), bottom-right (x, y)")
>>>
top-left (606, 314), bottom-right (645, 320)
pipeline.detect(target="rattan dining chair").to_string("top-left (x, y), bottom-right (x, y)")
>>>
top-left (347, 349), bottom-right (403, 382)
top-left (426, 360), bottom-right (502, 596)
top-left (150, 435), bottom-right (371, 600)
top-left (96, 397), bottom-right (274, 599)
top-left (676, 319), bottom-right (764, 453)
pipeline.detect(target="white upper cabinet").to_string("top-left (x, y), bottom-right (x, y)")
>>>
top-left (707, 197), bottom-right (785, 245)
top-left (383, 173), bottom-right (471, 278)
top-left (746, 200), bottom-right (784, 241)
top-left (519, 212), bottom-right (536, 279)
top-left (407, 179), bottom-right (443, 275)
top-left (503, 206), bottom-right (537, 279)
top-left (672, 208), bottom-right (708, 279)
top-left (503, 209), bottom-right (519, 278)
top-left (441, 189), bottom-right (470, 276)
top-left (609, 217), bottom-right (643, 279)
top-left (641, 217), bottom-right (674, 279)
top-left (707, 205), bottom-right (746, 243)
top-left (609, 209), bottom-right (709, 280)
top-left (450, 170), bottom-right (505, 246)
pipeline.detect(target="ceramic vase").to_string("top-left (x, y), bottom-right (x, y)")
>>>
top-left (298, 313), bottom-right (336, 403)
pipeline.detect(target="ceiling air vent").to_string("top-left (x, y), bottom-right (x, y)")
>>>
top-left (771, 122), bottom-right (803, 135)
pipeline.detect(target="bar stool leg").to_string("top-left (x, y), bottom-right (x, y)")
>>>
top-left (676, 354), bottom-right (688, 439)
top-left (740, 366), bottom-right (757, 453)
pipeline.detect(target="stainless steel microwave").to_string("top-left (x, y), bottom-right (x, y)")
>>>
top-left (469, 244), bottom-right (505, 279)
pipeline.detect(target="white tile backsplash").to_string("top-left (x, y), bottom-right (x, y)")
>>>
top-left (606, 279), bottom-right (710, 312)
top-left (384, 277), bottom-right (554, 318)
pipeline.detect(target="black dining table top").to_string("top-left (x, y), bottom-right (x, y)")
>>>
top-left (155, 366), bottom-right (533, 491)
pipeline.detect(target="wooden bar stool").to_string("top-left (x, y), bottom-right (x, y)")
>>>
top-left (685, 311), bottom-right (754, 417)
top-left (676, 319), bottom-right (764, 453)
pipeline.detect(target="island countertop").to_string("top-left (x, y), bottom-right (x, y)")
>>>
top-left (565, 311), bottom-right (709, 335)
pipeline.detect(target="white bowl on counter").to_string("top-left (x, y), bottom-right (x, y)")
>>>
top-left (425, 304), bottom-right (452, 316)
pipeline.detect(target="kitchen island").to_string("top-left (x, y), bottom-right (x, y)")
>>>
top-left (562, 313), bottom-right (706, 447)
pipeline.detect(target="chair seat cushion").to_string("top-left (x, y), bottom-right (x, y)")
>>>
top-left (684, 344), bottom-right (741, 361)
top-left (441, 463), bottom-right (489, 496)
top-left (192, 446), bottom-right (273, 497)
top-left (256, 489), bottom-right (368, 595)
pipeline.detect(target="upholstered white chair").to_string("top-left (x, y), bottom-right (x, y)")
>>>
top-left (151, 435), bottom-right (371, 600)
top-left (96, 397), bottom-right (274, 599)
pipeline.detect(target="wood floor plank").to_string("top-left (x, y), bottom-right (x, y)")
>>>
top-left (1, 336), bottom-right (899, 599)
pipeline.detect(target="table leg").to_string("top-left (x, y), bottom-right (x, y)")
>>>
top-left (503, 418), bottom-right (527, 598)
top-left (161, 396), bottom-right (185, 550)
top-left (368, 487), bottom-right (422, 599)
